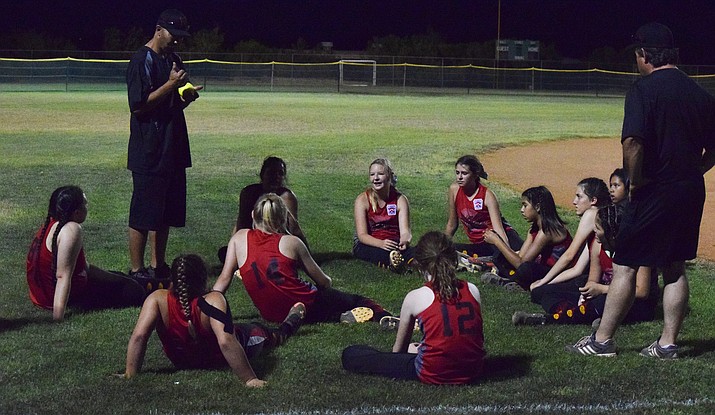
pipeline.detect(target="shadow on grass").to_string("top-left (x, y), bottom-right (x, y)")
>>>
top-left (312, 251), bottom-right (355, 265)
top-left (0, 316), bottom-right (53, 333)
top-left (678, 337), bottom-right (715, 358)
top-left (479, 354), bottom-right (533, 383)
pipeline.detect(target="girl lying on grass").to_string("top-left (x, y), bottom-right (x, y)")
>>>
top-left (214, 193), bottom-right (392, 325)
top-left (122, 254), bottom-right (305, 388)
top-left (482, 186), bottom-right (572, 291)
top-left (342, 231), bottom-right (485, 385)
top-left (26, 185), bottom-right (144, 321)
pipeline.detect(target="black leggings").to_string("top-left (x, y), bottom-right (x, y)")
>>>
top-left (307, 288), bottom-right (390, 323)
top-left (352, 242), bottom-right (414, 270)
top-left (71, 269), bottom-right (145, 310)
top-left (342, 345), bottom-right (419, 381)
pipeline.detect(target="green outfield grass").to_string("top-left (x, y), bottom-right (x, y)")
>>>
top-left (0, 92), bottom-right (713, 414)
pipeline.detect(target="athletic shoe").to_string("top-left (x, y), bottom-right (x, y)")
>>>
top-left (480, 270), bottom-right (512, 286)
top-left (379, 316), bottom-right (420, 331)
top-left (456, 252), bottom-right (494, 273)
top-left (389, 250), bottom-right (406, 273)
top-left (565, 334), bottom-right (617, 357)
top-left (146, 263), bottom-right (169, 279)
top-left (504, 282), bottom-right (525, 292)
top-left (340, 307), bottom-right (374, 324)
top-left (512, 311), bottom-right (547, 325)
top-left (379, 315), bottom-right (400, 330)
top-left (273, 302), bottom-right (306, 346)
top-left (130, 267), bottom-right (172, 294)
top-left (640, 339), bottom-right (678, 359)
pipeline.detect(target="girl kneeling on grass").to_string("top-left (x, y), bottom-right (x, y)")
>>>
top-left (353, 158), bottom-right (414, 273)
top-left (214, 193), bottom-right (392, 325)
top-left (123, 254), bottom-right (305, 388)
top-left (342, 231), bottom-right (485, 385)
top-left (483, 186), bottom-right (572, 291)
top-left (514, 204), bottom-right (659, 325)
top-left (445, 155), bottom-right (522, 269)
top-left (26, 185), bottom-right (144, 321)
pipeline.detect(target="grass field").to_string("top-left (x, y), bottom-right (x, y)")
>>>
top-left (1, 91), bottom-right (713, 415)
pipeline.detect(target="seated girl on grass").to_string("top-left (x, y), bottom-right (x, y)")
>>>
top-left (513, 204), bottom-right (659, 325)
top-left (218, 156), bottom-right (307, 262)
top-left (353, 158), bottom-right (414, 273)
top-left (528, 178), bottom-right (610, 291)
top-left (342, 231), bottom-right (485, 384)
top-left (26, 185), bottom-right (144, 321)
top-left (214, 193), bottom-right (392, 325)
top-left (444, 155), bottom-right (522, 271)
top-left (482, 186), bottom-right (572, 291)
top-left (122, 254), bottom-right (305, 388)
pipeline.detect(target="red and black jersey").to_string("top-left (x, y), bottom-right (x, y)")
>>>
top-left (239, 229), bottom-right (317, 323)
top-left (26, 219), bottom-right (88, 309)
top-left (532, 228), bottom-right (573, 268)
top-left (414, 280), bottom-right (485, 384)
top-left (365, 188), bottom-right (402, 241)
top-left (158, 291), bottom-right (226, 369)
top-left (455, 184), bottom-right (492, 244)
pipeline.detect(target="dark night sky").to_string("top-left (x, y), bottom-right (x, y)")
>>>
top-left (4, 0), bottom-right (715, 64)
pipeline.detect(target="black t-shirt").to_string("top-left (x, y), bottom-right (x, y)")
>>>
top-left (126, 46), bottom-right (191, 175)
top-left (621, 68), bottom-right (715, 183)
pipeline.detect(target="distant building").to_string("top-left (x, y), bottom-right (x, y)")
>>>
top-left (497, 40), bottom-right (540, 61)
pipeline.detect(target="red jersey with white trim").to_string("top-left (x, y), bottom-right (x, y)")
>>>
top-left (531, 228), bottom-right (573, 268)
top-left (365, 188), bottom-right (401, 241)
top-left (414, 280), bottom-right (485, 385)
top-left (240, 229), bottom-right (317, 323)
top-left (26, 219), bottom-right (88, 309)
top-left (158, 291), bottom-right (226, 369)
top-left (455, 184), bottom-right (492, 244)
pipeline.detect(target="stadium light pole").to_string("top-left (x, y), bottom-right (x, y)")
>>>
top-left (495, 0), bottom-right (501, 89)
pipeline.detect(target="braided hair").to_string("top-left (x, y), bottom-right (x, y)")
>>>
top-left (252, 193), bottom-right (289, 234)
top-left (366, 158), bottom-right (397, 213)
top-left (170, 254), bottom-right (208, 340)
top-left (596, 204), bottom-right (625, 254)
top-left (414, 231), bottom-right (460, 303)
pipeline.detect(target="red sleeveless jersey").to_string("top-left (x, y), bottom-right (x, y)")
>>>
top-left (455, 184), bottom-right (492, 244)
top-left (239, 230), bottom-right (317, 323)
top-left (414, 280), bottom-right (485, 384)
top-left (531, 228), bottom-right (573, 268)
top-left (26, 218), bottom-right (88, 309)
top-left (365, 188), bottom-right (402, 241)
top-left (158, 291), bottom-right (226, 369)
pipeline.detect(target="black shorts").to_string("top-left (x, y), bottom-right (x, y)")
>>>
top-left (129, 170), bottom-right (187, 230)
top-left (614, 178), bottom-right (705, 267)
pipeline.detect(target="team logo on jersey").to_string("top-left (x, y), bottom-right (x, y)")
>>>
top-left (473, 198), bottom-right (484, 210)
top-left (386, 204), bottom-right (397, 216)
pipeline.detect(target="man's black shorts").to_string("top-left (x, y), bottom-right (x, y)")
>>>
top-left (129, 170), bottom-right (186, 230)
top-left (614, 178), bottom-right (705, 267)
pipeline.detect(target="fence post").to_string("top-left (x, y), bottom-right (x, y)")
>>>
top-left (271, 62), bottom-right (274, 92)
top-left (402, 64), bottom-right (407, 92)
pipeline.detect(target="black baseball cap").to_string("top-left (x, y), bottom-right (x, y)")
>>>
top-left (157, 9), bottom-right (190, 37)
top-left (629, 22), bottom-right (675, 49)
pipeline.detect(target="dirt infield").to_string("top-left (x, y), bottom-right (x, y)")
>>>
top-left (481, 138), bottom-right (715, 262)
